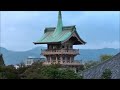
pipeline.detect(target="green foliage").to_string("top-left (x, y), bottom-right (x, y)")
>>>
top-left (49, 63), bottom-right (61, 69)
top-left (22, 63), bottom-right (80, 79)
top-left (101, 69), bottom-right (112, 79)
top-left (84, 61), bottom-right (99, 69)
top-left (41, 66), bottom-right (61, 79)
top-left (0, 54), bottom-right (5, 66)
top-left (0, 65), bottom-right (19, 79)
top-left (100, 54), bottom-right (113, 62)
top-left (59, 69), bottom-right (80, 79)
top-left (0, 62), bottom-right (82, 79)
top-left (77, 65), bottom-right (85, 72)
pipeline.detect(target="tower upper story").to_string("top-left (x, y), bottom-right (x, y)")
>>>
top-left (33, 11), bottom-right (86, 45)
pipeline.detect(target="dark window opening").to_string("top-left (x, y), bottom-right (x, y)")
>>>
top-left (63, 57), bottom-right (65, 60)
top-left (67, 56), bottom-right (70, 60)
top-left (57, 56), bottom-right (60, 60)
top-left (51, 56), bottom-right (56, 60)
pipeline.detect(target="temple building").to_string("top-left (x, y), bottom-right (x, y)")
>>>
top-left (33, 11), bottom-right (86, 68)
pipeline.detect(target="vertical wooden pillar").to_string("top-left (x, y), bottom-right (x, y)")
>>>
top-left (56, 55), bottom-right (57, 64)
top-left (65, 55), bottom-right (67, 63)
top-left (70, 56), bottom-right (71, 63)
top-left (50, 56), bottom-right (51, 64)
top-left (60, 55), bottom-right (62, 64)
top-left (46, 56), bottom-right (48, 63)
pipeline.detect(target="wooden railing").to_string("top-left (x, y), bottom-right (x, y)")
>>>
top-left (41, 49), bottom-right (79, 55)
top-left (43, 61), bottom-right (81, 66)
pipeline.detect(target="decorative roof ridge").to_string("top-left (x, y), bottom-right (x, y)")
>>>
top-left (63, 25), bottom-right (76, 28)
top-left (45, 27), bottom-right (56, 29)
top-left (45, 25), bottom-right (76, 29)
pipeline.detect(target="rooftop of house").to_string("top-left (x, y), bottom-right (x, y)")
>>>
top-left (82, 52), bottom-right (120, 79)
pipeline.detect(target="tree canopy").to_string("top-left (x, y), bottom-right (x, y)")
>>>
top-left (0, 54), bottom-right (5, 66)
top-left (100, 54), bottom-right (113, 62)
top-left (0, 62), bottom-right (82, 79)
top-left (101, 69), bottom-right (112, 79)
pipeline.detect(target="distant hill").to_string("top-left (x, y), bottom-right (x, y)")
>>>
top-left (0, 47), bottom-right (119, 65)
top-left (0, 47), bottom-right (45, 65)
top-left (75, 48), bottom-right (120, 62)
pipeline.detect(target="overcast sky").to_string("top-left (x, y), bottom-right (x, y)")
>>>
top-left (0, 11), bottom-right (120, 51)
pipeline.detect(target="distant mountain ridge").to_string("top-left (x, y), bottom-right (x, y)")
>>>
top-left (0, 47), bottom-right (119, 65)
top-left (0, 46), bottom-right (45, 65)
top-left (75, 48), bottom-right (120, 62)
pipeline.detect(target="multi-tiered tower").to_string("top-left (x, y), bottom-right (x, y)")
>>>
top-left (34, 11), bottom-right (86, 67)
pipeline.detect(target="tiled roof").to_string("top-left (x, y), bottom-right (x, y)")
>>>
top-left (34, 11), bottom-right (86, 44)
top-left (82, 52), bottom-right (120, 79)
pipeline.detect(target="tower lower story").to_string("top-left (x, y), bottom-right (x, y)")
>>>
top-left (41, 48), bottom-right (80, 65)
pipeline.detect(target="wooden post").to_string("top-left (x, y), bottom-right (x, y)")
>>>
top-left (70, 56), bottom-right (71, 63)
top-left (65, 55), bottom-right (67, 63)
top-left (56, 55), bottom-right (57, 64)
top-left (50, 56), bottom-right (52, 64)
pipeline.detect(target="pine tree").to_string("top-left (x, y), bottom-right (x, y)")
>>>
top-left (0, 54), bottom-right (5, 66)
top-left (101, 69), bottom-right (112, 79)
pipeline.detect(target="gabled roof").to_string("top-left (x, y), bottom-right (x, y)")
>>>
top-left (33, 11), bottom-right (86, 45)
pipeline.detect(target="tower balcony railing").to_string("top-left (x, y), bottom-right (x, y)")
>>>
top-left (41, 49), bottom-right (79, 55)
top-left (43, 61), bottom-right (81, 66)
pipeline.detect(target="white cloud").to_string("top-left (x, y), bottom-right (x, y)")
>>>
top-left (74, 41), bottom-right (120, 49)
top-left (0, 11), bottom-right (119, 51)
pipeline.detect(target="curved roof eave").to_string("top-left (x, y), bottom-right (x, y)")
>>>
top-left (61, 30), bottom-right (86, 45)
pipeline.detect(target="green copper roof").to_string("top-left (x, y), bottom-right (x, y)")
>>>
top-left (53, 11), bottom-right (63, 37)
top-left (35, 26), bottom-right (75, 44)
top-left (34, 11), bottom-right (86, 44)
